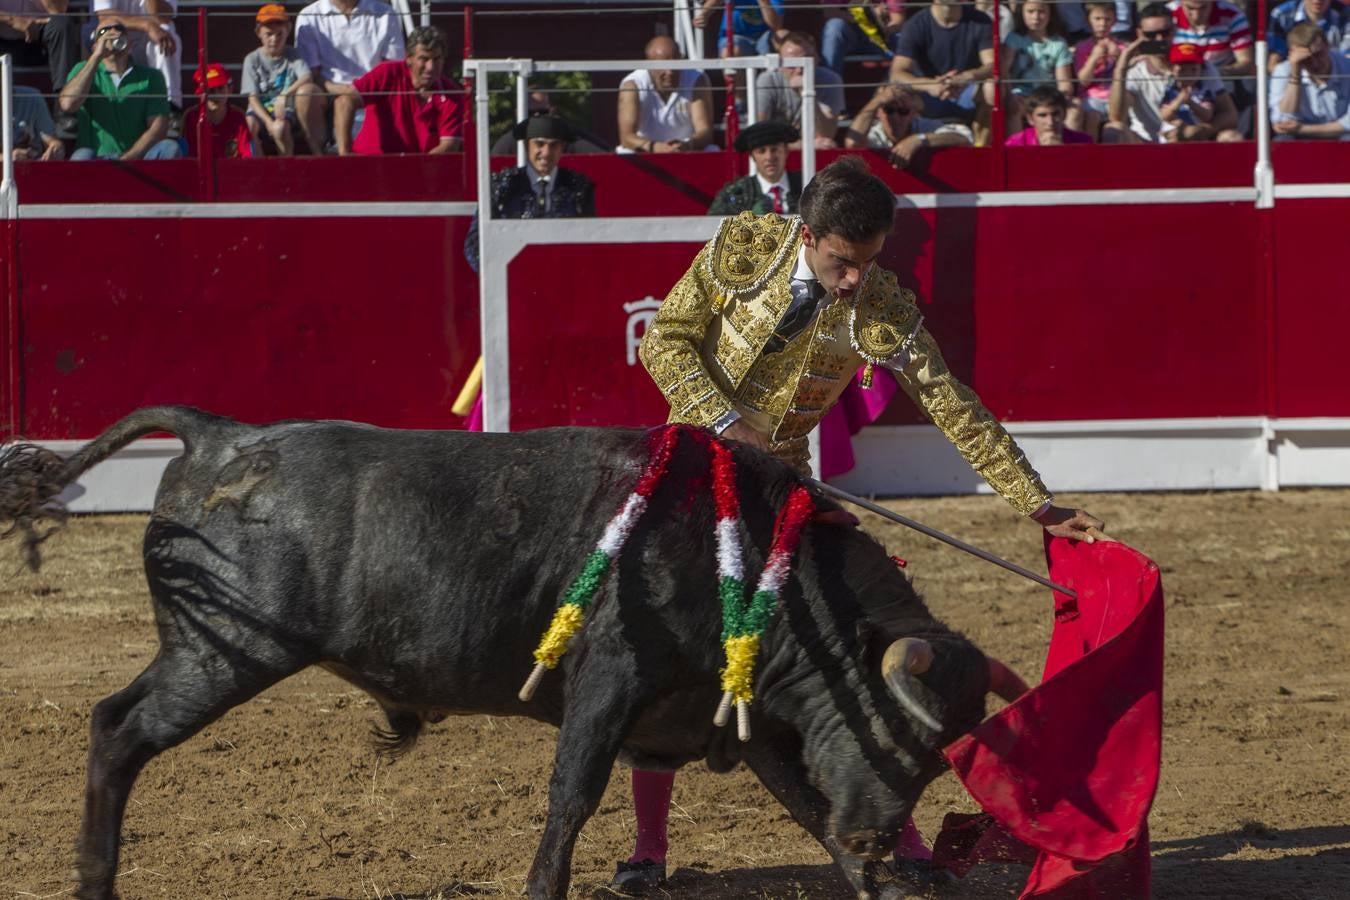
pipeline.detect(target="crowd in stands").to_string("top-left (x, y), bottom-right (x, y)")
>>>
top-left (7, 0), bottom-right (1350, 162)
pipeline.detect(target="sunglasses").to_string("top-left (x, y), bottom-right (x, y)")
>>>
top-left (882, 104), bottom-right (915, 116)
top-left (95, 23), bottom-right (127, 36)
top-left (1141, 28), bottom-right (1173, 39)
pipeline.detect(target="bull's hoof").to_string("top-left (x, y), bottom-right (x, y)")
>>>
top-left (607, 858), bottom-right (666, 894)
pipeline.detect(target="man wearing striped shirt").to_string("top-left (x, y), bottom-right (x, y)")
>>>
top-left (1166, 0), bottom-right (1255, 78)
top-left (1267, 0), bottom-right (1350, 70)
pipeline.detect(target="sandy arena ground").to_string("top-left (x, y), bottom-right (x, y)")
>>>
top-left (2, 489), bottom-right (1348, 899)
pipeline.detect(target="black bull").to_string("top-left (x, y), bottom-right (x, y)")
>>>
top-left (0, 407), bottom-right (1005, 900)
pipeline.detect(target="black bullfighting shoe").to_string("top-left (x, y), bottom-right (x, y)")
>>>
top-left (609, 858), bottom-right (667, 892)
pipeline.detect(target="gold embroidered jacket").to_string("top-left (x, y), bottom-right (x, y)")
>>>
top-left (638, 211), bottom-right (1051, 516)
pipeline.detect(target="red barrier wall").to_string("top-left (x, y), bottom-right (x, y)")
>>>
top-left (2, 148), bottom-right (1346, 442)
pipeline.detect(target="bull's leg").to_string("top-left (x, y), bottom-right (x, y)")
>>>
top-left (742, 744), bottom-right (880, 899)
top-left (74, 647), bottom-right (295, 900)
top-left (526, 671), bottom-right (644, 900)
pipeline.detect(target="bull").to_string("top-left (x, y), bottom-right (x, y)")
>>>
top-left (0, 407), bottom-right (1017, 899)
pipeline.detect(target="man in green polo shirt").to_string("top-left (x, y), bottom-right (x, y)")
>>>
top-left (59, 23), bottom-right (180, 160)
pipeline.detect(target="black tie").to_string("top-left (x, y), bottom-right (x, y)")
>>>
top-left (536, 177), bottom-right (549, 215)
top-left (763, 278), bottom-right (825, 354)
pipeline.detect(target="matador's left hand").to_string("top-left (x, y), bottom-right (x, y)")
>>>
top-left (1033, 505), bottom-right (1109, 543)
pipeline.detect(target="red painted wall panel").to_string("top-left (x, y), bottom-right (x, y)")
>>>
top-left (1271, 199), bottom-right (1350, 418)
top-left (15, 217), bottom-right (480, 438)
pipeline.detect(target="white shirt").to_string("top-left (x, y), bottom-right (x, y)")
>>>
top-left (619, 68), bottom-right (703, 146)
top-left (296, 0), bottom-right (405, 85)
top-left (92, 0), bottom-right (178, 16)
top-left (756, 173), bottom-right (792, 212)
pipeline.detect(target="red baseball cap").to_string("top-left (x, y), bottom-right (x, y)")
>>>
top-left (1169, 42), bottom-right (1204, 65)
top-left (194, 63), bottom-right (230, 91)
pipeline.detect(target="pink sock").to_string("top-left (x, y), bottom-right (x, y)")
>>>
top-left (629, 769), bottom-right (675, 863)
top-left (894, 816), bottom-right (933, 861)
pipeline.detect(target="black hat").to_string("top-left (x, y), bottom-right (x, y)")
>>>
top-left (513, 114), bottom-right (575, 142)
top-left (733, 120), bottom-right (798, 152)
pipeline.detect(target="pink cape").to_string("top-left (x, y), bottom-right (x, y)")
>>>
top-left (819, 369), bottom-right (899, 480)
top-left (935, 535), bottom-right (1165, 898)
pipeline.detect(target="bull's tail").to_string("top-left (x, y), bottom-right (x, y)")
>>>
top-left (0, 405), bottom-right (230, 570)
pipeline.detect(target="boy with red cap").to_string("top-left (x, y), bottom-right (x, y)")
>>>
top-left (185, 63), bottom-right (254, 158)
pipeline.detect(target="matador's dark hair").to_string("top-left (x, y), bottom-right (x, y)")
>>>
top-left (799, 156), bottom-right (896, 243)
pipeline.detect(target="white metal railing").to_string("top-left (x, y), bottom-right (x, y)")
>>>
top-left (473, 54), bottom-right (816, 182)
top-left (1, 54), bottom-right (14, 220)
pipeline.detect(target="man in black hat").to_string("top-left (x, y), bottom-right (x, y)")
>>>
top-left (464, 114), bottom-right (596, 272)
top-left (707, 120), bottom-right (803, 216)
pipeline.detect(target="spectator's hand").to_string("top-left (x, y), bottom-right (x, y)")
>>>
top-left (91, 28), bottom-right (118, 60)
top-left (148, 21), bottom-right (176, 55)
top-left (1101, 38), bottom-right (1120, 59)
top-left (814, 134), bottom-right (837, 149)
top-left (1032, 505), bottom-right (1108, 543)
top-left (889, 134), bottom-right (923, 168)
top-left (1273, 118), bottom-right (1301, 135)
top-left (40, 142), bottom-right (64, 161)
top-left (1288, 44), bottom-right (1313, 68)
top-left (1119, 36), bottom-right (1145, 66)
top-left (722, 420), bottom-right (772, 453)
top-left (11, 146), bottom-right (36, 162)
top-left (652, 139), bottom-right (684, 153)
top-left (13, 15), bottom-right (48, 42)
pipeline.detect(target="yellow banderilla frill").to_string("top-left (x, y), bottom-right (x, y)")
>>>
top-left (719, 633), bottom-right (761, 703)
top-left (518, 604), bottom-right (587, 702)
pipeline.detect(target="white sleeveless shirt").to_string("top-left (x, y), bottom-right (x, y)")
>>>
top-left (621, 68), bottom-right (704, 146)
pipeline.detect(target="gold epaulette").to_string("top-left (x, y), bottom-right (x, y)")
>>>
top-left (851, 274), bottom-right (923, 364)
top-left (704, 211), bottom-right (799, 307)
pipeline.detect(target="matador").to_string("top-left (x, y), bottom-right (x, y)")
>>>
top-left (617, 156), bottom-right (1105, 892)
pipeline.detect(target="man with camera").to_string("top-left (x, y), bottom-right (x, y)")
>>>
top-left (1107, 2), bottom-right (1241, 143)
top-left (58, 21), bottom-right (181, 160)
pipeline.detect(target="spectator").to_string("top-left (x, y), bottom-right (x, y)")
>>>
top-left (890, 0), bottom-right (995, 142)
top-left (1271, 21), bottom-right (1350, 139)
top-left (8, 83), bottom-right (64, 159)
top-left (91, 0), bottom-right (181, 109)
top-left (184, 63), bottom-right (253, 158)
top-left (1108, 6), bottom-right (1242, 142)
top-left (820, 0), bottom-right (906, 78)
top-left (1167, 0), bottom-right (1254, 78)
top-left (1074, 2), bottom-right (1128, 136)
top-left (464, 115), bottom-right (595, 272)
top-left (617, 36), bottom-right (715, 152)
top-left (754, 31), bottom-right (845, 147)
top-left (295, 0), bottom-right (404, 152)
top-left (335, 25), bottom-right (463, 155)
top-left (1268, 0), bottom-right (1350, 71)
top-left (708, 120), bottom-right (801, 215)
top-left (1005, 85), bottom-right (1094, 143)
top-left (0, 0), bottom-right (80, 133)
top-left (1003, 0), bottom-right (1081, 132)
top-left (843, 82), bottom-right (974, 166)
top-left (692, 0), bottom-right (783, 57)
top-left (243, 3), bottom-right (316, 157)
top-left (59, 23), bottom-right (179, 159)
top-left (491, 92), bottom-right (608, 156)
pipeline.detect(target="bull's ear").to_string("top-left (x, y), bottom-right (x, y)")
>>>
top-left (856, 620), bottom-right (878, 665)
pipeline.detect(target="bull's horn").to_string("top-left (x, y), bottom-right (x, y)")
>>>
top-left (881, 638), bottom-right (941, 732)
top-left (987, 656), bottom-right (1031, 704)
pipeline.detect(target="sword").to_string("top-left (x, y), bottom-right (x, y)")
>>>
top-left (807, 479), bottom-right (1078, 599)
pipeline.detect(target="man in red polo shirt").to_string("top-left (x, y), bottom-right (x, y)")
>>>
top-left (335, 25), bottom-right (464, 155)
